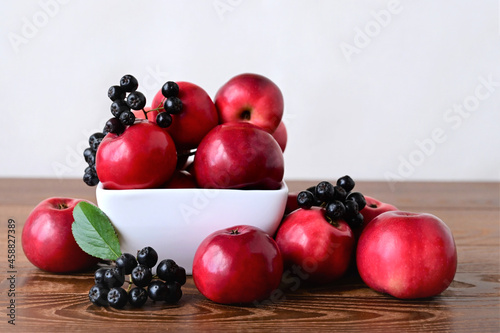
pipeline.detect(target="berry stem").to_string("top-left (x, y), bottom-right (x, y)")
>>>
top-left (126, 275), bottom-right (133, 292)
top-left (142, 108), bottom-right (147, 119)
top-left (325, 215), bottom-right (339, 227)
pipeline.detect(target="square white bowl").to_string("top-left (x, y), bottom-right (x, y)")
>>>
top-left (96, 182), bottom-right (288, 274)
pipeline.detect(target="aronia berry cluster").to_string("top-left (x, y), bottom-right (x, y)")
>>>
top-left (297, 175), bottom-right (367, 228)
top-left (88, 246), bottom-right (186, 309)
top-left (82, 75), bottom-right (191, 186)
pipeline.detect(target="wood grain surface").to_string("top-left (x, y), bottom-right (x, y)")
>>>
top-left (0, 178), bottom-right (498, 332)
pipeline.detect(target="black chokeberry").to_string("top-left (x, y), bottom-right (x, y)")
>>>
top-left (347, 212), bottom-right (364, 229)
top-left (108, 85), bottom-right (125, 101)
top-left (344, 200), bottom-right (359, 218)
top-left (120, 74), bottom-right (139, 92)
top-left (347, 192), bottom-right (366, 211)
top-left (83, 169), bottom-right (99, 186)
top-left (306, 186), bottom-right (323, 206)
top-left (163, 97), bottom-right (183, 114)
top-left (128, 287), bottom-right (148, 307)
top-left (297, 190), bottom-right (315, 209)
top-left (103, 117), bottom-right (125, 135)
top-left (161, 81), bottom-right (179, 98)
top-left (107, 287), bottom-right (128, 309)
top-left (84, 165), bottom-right (95, 175)
top-left (157, 259), bottom-right (178, 283)
top-left (104, 267), bottom-right (125, 288)
top-left (88, 284), bottom-right (109, 306)
top-left (89, 132), bottom-right (105, 152)
top-left (315, 181), bottom-right (335, 202)
top-left (94, 267), bottom-right (107, 285)
top-left (131, 265), bottom-right (153, 288)
top-left (83, 148), bottom-right (95, 166)
top-left (175, 266), bottom-right (187, 286)
top-left (110, 100), bottom-right (130, 118)
top-left (137, 246), bottom-right (158, 268)
top-left (325, 200), bottom-right (346, 221)
top-left (116, 253), bottom-right (137, 275)
top-left (337, 175), bottom-right (355, 192)
top-left (332, 185), bottom-right (347, 202)
top-left (165, 282), bottom-right (182, 304)
top-left (148, 280), bottom-right (168, 301)
top-left (126, 91), bottom-right (146, 110)
top-left (156, 112), bottom-right (172, 128)
top-left (119, 110), bottom-right (136, 126)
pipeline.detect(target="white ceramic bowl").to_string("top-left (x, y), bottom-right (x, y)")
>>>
top-left (95, 182), bottom-right (288, 274)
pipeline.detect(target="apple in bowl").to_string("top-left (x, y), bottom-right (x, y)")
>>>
top-left (215, 73), bottom-right (284, 134)
top-left (150, 81), bottom-right (219, 151)
top-left (193, 122), bottom-right (284, 190)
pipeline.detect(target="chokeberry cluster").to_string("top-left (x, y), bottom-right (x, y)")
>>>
top-left (82, 132), bottom-right (104, 186)
top-left (88, 246), bottom-right (186, 309)
top-left (107, 74), bottom-right (145, 131)
top-left (297, 175), bottom-right (367, 229)
top-left (155, 81), bottom-right (183, 128)
top-left (82, 75), bottom-right (186, 187)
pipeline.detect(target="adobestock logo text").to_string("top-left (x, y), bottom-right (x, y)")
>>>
top-left (340, 0), bottom-right (403, 63)
top-left (7, 0), bottom-right (71, 54)
top-left (384, 74), bottom-right (498, 190)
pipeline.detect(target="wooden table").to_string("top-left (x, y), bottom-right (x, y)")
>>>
top-left (1, 179), bottom-right (498, 332)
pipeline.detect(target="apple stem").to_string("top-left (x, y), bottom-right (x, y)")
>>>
top-left (230, 229), bottom-right (240, 235)
top-left (56, 202), bottom-right (69, 209)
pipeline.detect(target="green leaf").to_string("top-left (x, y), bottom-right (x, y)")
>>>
top-left (71, 201), bottom-right (122, 260)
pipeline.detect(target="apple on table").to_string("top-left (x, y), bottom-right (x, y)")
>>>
top-left (22, 197), bottom-right (99, 273)
top-left (192, 225), bottom-right (283, 304)
top-left (275, 207), bottom-right (355, 285)
top-left (356, 211), bottom-right (457, 299)
top-left (354, 195), bottom-right (398, 239)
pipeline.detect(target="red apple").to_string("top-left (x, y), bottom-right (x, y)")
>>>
top-left (356, 211), bottom-right (457, 299)
top-left (193, 122), bottom-right (284, 190)
top-left (192, 225), bottom-right (283, 304)
top-left (151, 81), bottom-right (219, 150)
top-left (275, 207), bottom-right (355, 285)
top-left (96, 120), bottom-right (177, 189)
top-left (272, 121), bottom-right (287, 152)
top-left (355, 195), bottom-right (398, 238)
top-left (215, 73), bottom-right (284, 133)
top-left (163, 170), bottom-right (198, 189)
top-left (22, 198), bottom-right (99, 273)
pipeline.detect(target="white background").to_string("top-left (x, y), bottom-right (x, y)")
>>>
top-left (1, 0), bottom-right (499, 184)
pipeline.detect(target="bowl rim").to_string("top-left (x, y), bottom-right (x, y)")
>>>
top-left (96, 181), bottom-right (288, 194)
